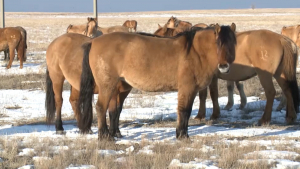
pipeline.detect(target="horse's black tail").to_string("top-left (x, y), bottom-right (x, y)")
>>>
top-left (77, 42), bottom-right (94, 133)
top-left (45, 68), bottom-right (56, 124)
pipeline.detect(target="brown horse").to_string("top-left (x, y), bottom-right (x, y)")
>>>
top-left (281, 25), bottom-right (300, 47)
top-left (45, 33), bottom-right (130, 137)
top-left (122, 20), bottom-right (138, 32)
top-left (66, 17), bottom-right (98, 38)
top-left (195, 30), bottom-right (299, 125)
top-left (77, 23), bottom-right (237, 140)
top-left (0, 27), bottom-right (26, 69)
top-left (154, 24), bottom-right (185, 37)
top-left (4, 26), bottom-right (27, 62)
top-left (97, 26), bottom-right (130, 34)
top-left (166, 16), bottom-right (192, 29)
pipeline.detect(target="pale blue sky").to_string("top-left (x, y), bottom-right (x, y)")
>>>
top-left (5, 0), bottom-right (300, 13)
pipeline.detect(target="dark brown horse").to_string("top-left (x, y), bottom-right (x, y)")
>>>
top-left (166, 16), bottom-right (192, 29)
top-left (154, 24), bottom-right (185, 37)
top-left (77, 23), bottom-right (237, 140)
top-left (66, 17), bottom-right (98, 38)
top-left (122, 20), bottom-right (138, 32)
top-left (195, 30), bottom-right (299, 125)
top-left (45, 33), bottom-right (130, 137)
top-left (0, 27), bottom-right (27, 69)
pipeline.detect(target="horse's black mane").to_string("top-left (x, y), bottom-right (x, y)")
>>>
top-left (136, 25), bottom-right (236, 57)
top-left (136, 27), bottom-right (212, 54)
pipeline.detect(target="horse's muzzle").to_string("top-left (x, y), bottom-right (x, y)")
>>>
top-left (218, 63), bottom-right (230, 74)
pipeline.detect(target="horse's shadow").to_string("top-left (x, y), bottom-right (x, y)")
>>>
top-left (0, 120), bottom-right (79, 136)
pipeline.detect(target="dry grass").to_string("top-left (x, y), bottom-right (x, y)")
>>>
top-left (1, 135), bottom-right (299, 168)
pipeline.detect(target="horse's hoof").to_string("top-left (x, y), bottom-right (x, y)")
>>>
top-left (56, 130), bottom-right (66, 135)
top-left (98, 134), bottom-right (115, 141)
top-left (115, 132), bottom-right (123, 138)
top-left (258, 119), bottom-right (270, 126)
top-left (224, 104), bottom-right (233, 110)
top-left (88, 129), bottom-right (93, 134)
top-left (194, 115), bottom-right (205, 121)
top-left (286, 117), bottom-right (296, 125)
top-left (210, 114), bottom-right (220, 120)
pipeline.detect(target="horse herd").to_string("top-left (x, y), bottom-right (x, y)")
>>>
top-left (2, 16), bottom-right (300, 140)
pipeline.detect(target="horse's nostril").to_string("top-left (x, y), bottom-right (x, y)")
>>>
top-left (219, 63), bottom-right (229, 68)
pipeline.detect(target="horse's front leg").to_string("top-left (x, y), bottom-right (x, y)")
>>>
top-left (176, 84), bottom-right (197, 139)
top-left (195, 88), bottom-right (207, 120)
top-left (209, 76), bottom-right (220, 120)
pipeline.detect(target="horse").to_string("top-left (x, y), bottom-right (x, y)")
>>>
top-left (166, 16), bottom-right (192, 29)
top-left (192, 23), bottom-right (209, 28)
top-left (0, 27), bottom-right (26, 69)
top-left (281, 25), bottom-right (300, 47)
top-left (154, 24), bottom-right (185, 37)
top-left (122, 20), bottom-right (138, 32)
top-left (97, 26), bottom-right (130, 34)
top-left (195, 29), bottom-right (299, 125)
top-left (77, 23), bottom-right (237, 140)
top-left (3, 26), bottom-right (27, 62)
top-left (45, 33), bottom-right (130, 137)
top-left (66, 17), bottom-right (98, 38)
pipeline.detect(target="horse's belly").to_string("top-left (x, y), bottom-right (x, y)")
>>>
top-left (122, 76), bottom-right (177, 92)
top-left (218, 64), bottom-right (256, 81)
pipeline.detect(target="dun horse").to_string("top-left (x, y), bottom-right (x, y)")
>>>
top-left (45, 33), bottom-right (129, 137)
top-left (195, 30), bottom-right (299, 125)
top-left (166, 16), bottom-right (192, 29)
top-left (66, 17), bottom-right (98, 38)
top-left (122, 20), bottom-right (138, 32)
top-left (281, 25), bottom-right (300, 47)
top-left (154, 24), bottom-right (185, 36)
top-left (193, 23), bottom-right (209, 28)
top-left (77, 23), bottom-right (237, 140)
top-left (97, 26), bottom-right (130, 34)
top-left (0, 27), bottom-right (27, 69)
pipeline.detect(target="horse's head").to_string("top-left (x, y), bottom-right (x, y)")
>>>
top-left (154, 24), bottom-right (167, 36)
top-left (281, 25), bottom-right (300, 43)
top-left (166, 16), bottom-right (176, 28)
top-left (214, 23), bottom-right (237, 74)
top-left (85, 17), bottom-right (98, 38)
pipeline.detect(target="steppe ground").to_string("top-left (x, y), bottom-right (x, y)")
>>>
top-left (0, 9), bottom-right (300, 169)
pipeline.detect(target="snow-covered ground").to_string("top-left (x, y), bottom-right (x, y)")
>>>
top-left (1, 10), bottom-right (300, 168)
top-left (0, 88), bottom-right (300, 168)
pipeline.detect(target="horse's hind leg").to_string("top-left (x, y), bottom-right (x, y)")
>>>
top-left (195, 88), bottom-right (207, 120)
top-left (224, 81), bottom-right (234, 110)
top-left (257, 71), bottom-right (276, 125)
top-left (276, 95), bottom-right (286, 111)
top-left (17, 44), bottom-right (23, 69)
top-left (236, 81), bottom-right (247, 109)
top-left (69, 86), bottom-right (85, 130)
top-left (109, 82), bottom-right (132, 138)
top-left (209, 76), bottom-right (220, 120)
top-left (6, 45), bottom-right (16, 69)
top-left (275, 76), bottom-right (297, 124)
top-left (51, 74), bottom-right (65, 134)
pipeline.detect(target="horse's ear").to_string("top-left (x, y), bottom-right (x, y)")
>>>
top-left (230, 23), bottom-right (236, 32)
top-left (158, 24), bottom-right (162, 28)
top-left (215, 23), bottom-right (221, 34)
